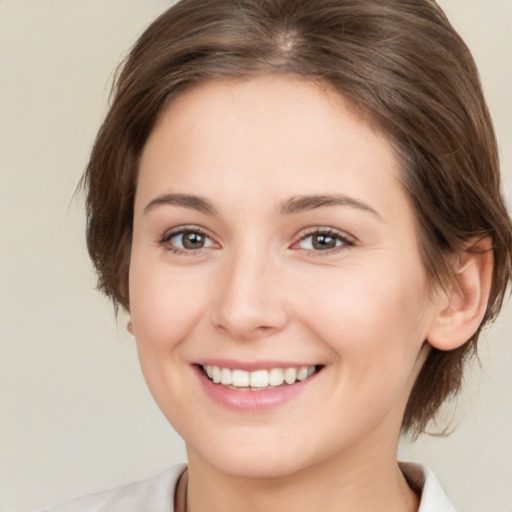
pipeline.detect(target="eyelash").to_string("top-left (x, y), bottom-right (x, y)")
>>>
top-left (158, 226), bottom-right (355, 256)
top-left (158, 226), bottom-right (214, 255)
top-left (294, 228), bottom-right (355, 256)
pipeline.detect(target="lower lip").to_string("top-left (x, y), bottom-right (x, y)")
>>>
top-left (194, 366), bottom-right (320, 412)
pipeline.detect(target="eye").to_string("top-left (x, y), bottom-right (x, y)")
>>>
top-left (294, 228), bottom-right (354, 253)
top-left (160, 227), bottom-right (216, 253)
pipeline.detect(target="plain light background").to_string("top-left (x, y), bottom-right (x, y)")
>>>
top-left (1, 1), bottom-right (511, 511)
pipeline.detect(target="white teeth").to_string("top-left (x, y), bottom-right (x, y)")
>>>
top-left (220, 367), bottom-right (232, 386)
top-left (212, 366), bottom-right (221, 384)
top-left (284, 367), bottom-right (297, 384)
top-left (297, 367), bottom-right (309, 381)
top-left (250, 370), bottom-right (269, 388)
top-left (203, 365), bottom-right (318, 389)
top-left (268, 368), bottom-right (285, 386)
top-left (232, 369), bottom-right (250, 387)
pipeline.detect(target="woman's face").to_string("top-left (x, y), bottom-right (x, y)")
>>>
top-left (129, 75), bottom-right (441, 477)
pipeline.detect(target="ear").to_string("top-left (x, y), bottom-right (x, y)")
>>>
top-left (426, 236), bottom-right (494, 351)
top-left (127, 319), bottom-right (134, 336)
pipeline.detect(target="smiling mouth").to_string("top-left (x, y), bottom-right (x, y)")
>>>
top-left (199, 364), bottom-right (323, 391)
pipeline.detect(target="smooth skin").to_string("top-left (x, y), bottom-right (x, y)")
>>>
top-left (128, 75), bottom-right (492, 512)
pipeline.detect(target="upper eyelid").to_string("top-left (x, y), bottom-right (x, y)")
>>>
top-left (295, 226), bottom-right (355, 243)
top-left (161, 224), bottom-right (212, 241)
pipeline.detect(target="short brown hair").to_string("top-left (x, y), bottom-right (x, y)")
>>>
top-left (83, 0), bottom-right (512, 436)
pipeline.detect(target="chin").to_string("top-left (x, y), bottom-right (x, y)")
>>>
top-left (186, 430), bottom-right (329, 480)
top-left (212, 455), bottom-right (309, 479)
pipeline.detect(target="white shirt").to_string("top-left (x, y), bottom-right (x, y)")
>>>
top-left (38, 462), bottom-right (456, 511)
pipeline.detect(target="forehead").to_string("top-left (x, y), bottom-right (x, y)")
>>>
top-left (135, 74), bottom-right (415, 234)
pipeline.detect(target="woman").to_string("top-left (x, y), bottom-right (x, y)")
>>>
top-left (40, 0), bottom-right (512, 510)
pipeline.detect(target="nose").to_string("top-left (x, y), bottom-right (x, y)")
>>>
top-left (210, 249), bottom-right (289, 341)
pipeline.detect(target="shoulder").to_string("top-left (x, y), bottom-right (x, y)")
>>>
top-left (399, 461), bottom-right (457, 512)
top-left (36, 464), bottom-right (186, 512)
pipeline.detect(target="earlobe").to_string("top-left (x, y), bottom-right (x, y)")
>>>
top-left (426, 236), bottom-right (494, 351)
top-left (127, 319), bottom-right (134, 336)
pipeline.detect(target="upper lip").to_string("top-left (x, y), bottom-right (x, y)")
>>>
top-left (195, 359), bottom-right (321, 371)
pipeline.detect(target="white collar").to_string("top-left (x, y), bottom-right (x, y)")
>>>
top-left (43, 462), bottom-right (457, 511)
top-left (400, 461), bottom-right (457, 511)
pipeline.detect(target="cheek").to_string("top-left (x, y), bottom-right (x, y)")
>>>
top-left (297, 264), bottom-right (430, 374)
top-left (128, 256), bottom-right (209, 351)
top-left (128, 258), bottom-right (210, 428)
top-left (301, 269), bottom-right (430, 432)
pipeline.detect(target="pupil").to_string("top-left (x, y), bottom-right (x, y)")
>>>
top-left (312, 234), bottom-right (335, 250)
top-left (183, 232), bottom-right (204, 249)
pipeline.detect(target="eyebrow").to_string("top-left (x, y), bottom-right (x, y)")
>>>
top-left (280, 194), bottom-right (381, 218)
top-left (144, 193), bottom-right (219, 216)
top-left (144, 192), bottom-right (380, 218)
